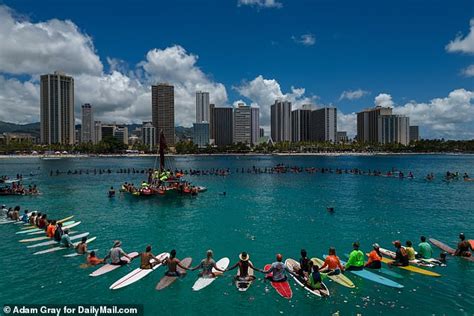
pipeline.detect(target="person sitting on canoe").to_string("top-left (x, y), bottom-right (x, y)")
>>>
top-left (226, 252), bottom-right (261, 281)
top-left (264, 254), bottom-right (294, 282)
top-left (60, 229), bottom-right (74, 248)
top-left (319, 247), bottom-right (344, 275)
top-left (365, 243), bottom-right (382, 269)
top-left (75, 236), bottom-right (88, 255)
top-left (140, 245), bottom-right (162, 269)
top-left (405, 240), bottom-right (416, 261)
top-left (307, 260), bottom-right (328, 293)
top-left (161, 249), bottom-right (189, 277)
top-left (344, 242), bottom-right (364, 271)
top-left (388, 240), bottom-right (409, 266)
top-left (87, 251), bottom-right (104, 266)
top-left (416, 236), bottom-right (433, 259)
top-left (46, 220), bottom-right (56, 238)
top-left (454, 233), bottom-right (473, 257)
top-left (104, 240), bottom-right (132, 266)
top-left (189, 250), bottom-right (225, 277)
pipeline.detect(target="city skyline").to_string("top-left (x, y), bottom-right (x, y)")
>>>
top-left (0, 2), bottom-right (473, 139)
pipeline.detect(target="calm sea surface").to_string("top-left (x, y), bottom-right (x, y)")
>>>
top-left (0, 155), bottom-right (473, 315)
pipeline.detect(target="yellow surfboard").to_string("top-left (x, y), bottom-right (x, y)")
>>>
top-left (380, 257), bottom-right (441, 277)
top-left (311, 258), bottom-right (355, 288)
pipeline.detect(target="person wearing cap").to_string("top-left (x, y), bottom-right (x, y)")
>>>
top-left (319, 247), bottom-right (344, 275)
top-left (139, 245), bottom-right (162, 269)
top-left (104, 241), bottom-right (131, 265)
top-left (454, 233), bottom-right (473, 257)
top-left (388, 240), bottom-right (409, 266)
top-left (60, 229), bottom-right (74, 248)
top-left (226, 252), bottom-right (262, 281)
top-left (162, 249), bottom-right (189, 277)
top-left (365, 243), bottom-right (382, 269)
top-left (264, 254), bottom-right (293, 282)
top-left (1, 204), bottom-right (8, 218)
top-left (344, 242), bottom-right (364, 271)
top-left (416, 236), bottom-right (433, 259)
top-left (189, 250), bottom-right (225, 277)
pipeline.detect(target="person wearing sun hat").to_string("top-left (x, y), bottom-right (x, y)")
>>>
top-left (388, 240), bottom-right (409, 267)
top-left (104, 240), bottom-right (131, 266)
top-left (226, 252), bottom-right (263, 280)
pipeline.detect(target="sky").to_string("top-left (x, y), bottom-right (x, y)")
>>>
top-left (0, 0), bottom-right (473, 139)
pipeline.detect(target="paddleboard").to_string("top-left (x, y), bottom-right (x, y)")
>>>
top-left (27, 232), bottom-right (89, 248)
top-left (379, 247), bottom-right (434, 268)
top-left (27, 221), bottom-right (80, 235)
top-left (325, 255), bottom-right (404, 289)
top-left (311, 258), bottom-right (355, 288)
top-left (89, 252), bottom-right (140, 277)
top-left (64, 249), bottom-right (99, 258)
top-left (263, 264), bottom-right (292, 299)
top-left (429, 238), bottom-right (474, 263)
top-left (234, 260), bottom-right (254, 292)
top-left (109, 252), bottom-right (169, 290)
top-left (286, 258), bottom-right (329, 297)
top-left (192, 257), bottom-right (230, 291)
top-left (33, 237), bottom-right (96, 255)
top-left (18, 221), bottom-right (75, 234)
top-left (156, 257), bottom-right (192, 290)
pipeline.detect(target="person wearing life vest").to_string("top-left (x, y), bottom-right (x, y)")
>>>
top-left (365, 243), bottom-right (382, 269)
top-left (345, 242), bottom-right (364, 271)
top-left (319, 247), bottom-right (345, 275)
top-left (388, 240), bottom-right (409, 266)
top-left (226, 252), bottom-right (262, 280)
top-left (46, 220), bottom-right (57, 238)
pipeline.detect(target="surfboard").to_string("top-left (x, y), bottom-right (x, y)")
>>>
top-left (234, 260), bottom-right (254, 292)
top-left (19, 231), bottom-right (78, 243)
top-left (64, 249), bottom-right (99, 258)
top-left (263, 264), bottom-right (292, 299)
top-left (285, 258), bottom-right (329, 297)
top-left (27, 221), bottom-right (80, 235)
top-left (109, 252), bottom-right (169, 290)
top-left (156, 257), bottom-right (192, 290)
top-left (429, 238), bottom-right (474, 262)
top-left (379, 247), bottom-right (434, 268)
top-left (311, 258), bottom-right (355, 288)
top-left (325, 256), bottom-right (404, 289)
top-left (378, 256), bottom-right (441, 277)
top-left (18, 221), bottom-right (75, 234)
top-left (33, 237), bottom-right (96, 255)
top-left (27, 232), bottom-right (89, 248)
top-left (21, 215), bottom-right (74, 229)
top-left (192, 257), bottom-right (230, 291)
top-left (89, 252), bottom-right (140, 277)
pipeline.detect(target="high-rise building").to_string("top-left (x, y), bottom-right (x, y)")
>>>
top-left (357, 106), bottom-right (392, 143)
top-left (193, 122), bottom-right (210, 148)
top-left (311, 107), bottom-right (337, 142)
top-left (233, 103), bottom-right (252, 144)
top-left (114, 125), bottom-right (129, 145)
top-left (196, 91), bottom-right (210, 123)
top-left (152, 83), bottom-right (175, 146)
top-left (80, 104), bottom-right (94, 143)
top-left (101, 124), bottom-right (115, 139)
top-left (378, 115), bottom-right (410, 145)
top-left (337, 131), bottom-right (348, 143)
top-left (40, 71), bottom-right (75, 145)
top-left (259, 128), bottom-right (265, 138)
top-left (94, 121), bottom-right (102, 144)
top-left (211, 106), bottom-right (233, 146)
top-left (250, 107), bottom-right (260, 145)
top-left (271, 100), bottom-right (292, 142)
top-left (142, 121), bottom-right (156, 151)
top-left (409, 126), bottom-right (420, 142)
top-left (291, 108), bottom-right (312, 142)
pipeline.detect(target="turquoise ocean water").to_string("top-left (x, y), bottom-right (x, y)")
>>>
top-left (0, 155), bottom-right (473, 315)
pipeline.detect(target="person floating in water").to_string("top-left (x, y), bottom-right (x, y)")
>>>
top-left (108, 186), bottom-right (115, 198)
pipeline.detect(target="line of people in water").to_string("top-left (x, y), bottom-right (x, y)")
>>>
top-left (0, 182), bottom-right (39, 196)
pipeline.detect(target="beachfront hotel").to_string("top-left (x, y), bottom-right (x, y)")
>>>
top-left (152, 83), bottom-right (175, 146)
top-left (80, 104), bottom-right (94, 144)
top-left (271, 100), bottom-right (292, 142)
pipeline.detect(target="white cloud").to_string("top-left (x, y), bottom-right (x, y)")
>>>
top-left (337, 112), bottom-right (357, 138)
top-left (446, 18), bottom-right (474, 54)
top-left (292, 33), bottom-right (316, 46)
top-left (237, 0), bottom-right (282, 9)
top-left (462, 64), bottom-right (474, 77)
top-left (374, 93), bottom-right (394, 108)
top-left (0, 6), bottom-right (102, 76)
top-left (0, 76), bottom-right (39, 124)
top-left (339, 89), bottom-right (370, 101)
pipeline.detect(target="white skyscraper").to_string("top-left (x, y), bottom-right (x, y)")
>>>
top-left (196, 91), bottom-right (210, 123)
top-left (251, 107), bottom-right (260, 145)
top-left (81, 104), bottom-right (94, 143)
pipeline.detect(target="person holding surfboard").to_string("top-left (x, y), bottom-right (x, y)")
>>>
top-left (454, 233), bottom-right (473, 257)
top-left (161, 249), bottom-right (189, 276)
top-left (189, 250), bottom-right (225, 277)
top-left (264, 254), bottom-right (294, 282)
top-left (104, 241), bottom-right (132, 266)
top-left (226, 252), bottom-right (262, 280)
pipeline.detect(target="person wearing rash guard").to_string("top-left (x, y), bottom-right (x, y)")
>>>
top-left (226, 252), bottom-right (262, 280)
top-left (307, 260), bottom-right (328, 291)
top-left (388, 240), bottom-right (409, 266)
top-left (264, 254), bottom-right (293, 282)
top-left (319, 247), bottom-right (344, 275)
top-left (190, 250), bottom-right (225, 277)
top-left (365, 243), bottom-right (382, 269)
top-left (345, 242), bottom-right (364, 271)
top-left (454, 233), bottom-right (473, 257)
top-left (46, 220), bottom-right (56, 238)
top-left (416, 236), bottom-right (433, 259)
top-left (405, 241), bottom-right (416, 261)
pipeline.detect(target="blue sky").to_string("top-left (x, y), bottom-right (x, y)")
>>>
top-left (0, 0), bottom-right (473, 138)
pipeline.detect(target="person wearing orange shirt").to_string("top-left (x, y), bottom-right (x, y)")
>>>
top-left (365, 243), bottom-right (382, 269)
top-left (87, 251), bottom-right (104, 265)
top-left (319, 247), bottom-right (344, 275)
top-left (46, 220), bottom-right (56, 238)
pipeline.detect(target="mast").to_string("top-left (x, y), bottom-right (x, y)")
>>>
top-left (159, 129), bottom-right (167, 172)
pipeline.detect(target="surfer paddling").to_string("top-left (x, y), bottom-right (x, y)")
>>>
top-left (189, 250), bottom-right (225, 277)
top-left (104, 241), bottom-right (132, 266)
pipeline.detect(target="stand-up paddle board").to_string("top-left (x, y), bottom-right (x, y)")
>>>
top-left (263, 264), bottom-right (292, 299)
top-left (109, 252), bottom-right (169, 290)
top-left (192, 257), bottom-right (229, 291)
top-left (89, 252), bottom-right (139, 277)
top-left (27, 221), bottom-right (80, 235)
top-left (17, 221), bottom-right (74, 234)
top-left (64, 249), bottom-right (99, 258)
top-left (325, 256), bottom-right (404, 289)
top-left (379, 247), bottom-right (434, 268)
top-left (234, 260), bottom-right (254, 292)
top-left (286, 258), bottom-right (329, 297)
top-left (311, 258), bottom-right (355, 288)
top-left (429, 238), bottom-right (474, 262)
top-left (33, 237), bottom-right (96, 255)
top-left (156, 257), bottom-right (192, 290)
top-left (27, 232), bottom-right (89, 248)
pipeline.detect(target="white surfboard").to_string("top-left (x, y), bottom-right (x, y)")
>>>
top-left (192, 257), bottom-right (230, 291)
top-left (27, 221), bottom-right (80, 235)
top-left (18, 221), bottom-right (75, 234)
top-left (64, 249), bottom-right (99, 258)
top-left (33, 237), bottom-right (96, 255)
top-left (19, 231), bottom-right (78, 243)
top-left (27, 232), bottom-right (89, 248)
top-left (109, 252), bottom-right (169, 290)
top-left (89, 252), bottom-right (139, 277)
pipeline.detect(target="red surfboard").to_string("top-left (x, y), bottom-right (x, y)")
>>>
top-left (264, 264), bottom-right (292, 299)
